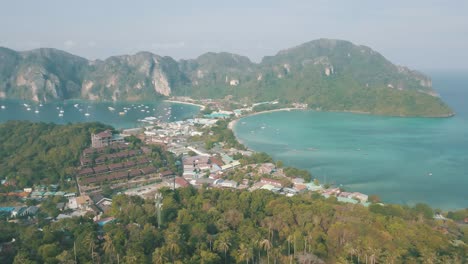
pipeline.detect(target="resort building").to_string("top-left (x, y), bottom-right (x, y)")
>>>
top-left (91, 130), bottom-right (124, 148)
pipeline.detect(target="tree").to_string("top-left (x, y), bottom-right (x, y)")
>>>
top-left (236, 243), bottom-right (252, 264)
top-left (199, 250), bottom-right (221, 264)
top-left (103, 233), bottom-right (115, 263)
top-left (152, 247), bottom-right (169, 264)
top-left (82, 232), bottom-right (97, 263)
top-left (215, 232), bottom-right (232, 264)
top-left (260, 238), bottom-right (272, 264)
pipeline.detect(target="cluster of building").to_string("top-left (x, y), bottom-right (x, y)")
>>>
top-left (0, 206), bottom-right (39, 219)
top-left (0, 99), bottom-right (373, 227)
top-left (76, 134), bottom-right (166, 194)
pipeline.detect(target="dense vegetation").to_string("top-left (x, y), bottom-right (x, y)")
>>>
top-left (1, 188), bottom-right (466, 263)
top-left (0, 121), bottom-right (111, 189)
top-left (0, 39), bottom-right (453, 116)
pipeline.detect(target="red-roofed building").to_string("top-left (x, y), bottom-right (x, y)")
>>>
top-left (93, 165), bottom-right (109, 174)
top-left (160, 170), bottom-right (175, 178)
top-left (78, 167), bottom-right (95, 176)
top-left (175, 177), bottom-right (189, 188)
top-left (260, 178), bottom-right (283, 187)
top-left (209, 157), bottom-right (224, 167)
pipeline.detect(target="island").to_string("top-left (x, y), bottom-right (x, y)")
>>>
top-left (0, 39), bottom-right (454, 117)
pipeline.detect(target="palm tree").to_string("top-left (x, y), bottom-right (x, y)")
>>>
top-left (207, 234), bottom-right (215, 251)
top-left (237, 243), bottom-right (252, 264)
top-left (215, 235), bottom-right (231, 264)
top-left (103, 233), bottom-right (115, 263)
top-left (260, 238), bottom-right (272, 264)
top-left (166, 232), bottom-right (181, 263)
top-left (152, 248), bottom-right (169, 264)
top-left (286, 235), bottom-right (294, 264)
top-left (83, 232), bottom-right (96, 263)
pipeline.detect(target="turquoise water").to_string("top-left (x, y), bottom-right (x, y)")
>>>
top-left (234, 72), bottom-right (468, 210)
top-left (0, 100), bottom-right (200, 129)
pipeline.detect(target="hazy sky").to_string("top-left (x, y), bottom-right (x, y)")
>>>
top-left (1, 0), bottom-right (467, 70)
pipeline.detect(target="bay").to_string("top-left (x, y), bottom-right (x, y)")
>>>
top-left (234, 72), bottom-right (468, 210)
top-left (0, 100), bottom-right (200, 129)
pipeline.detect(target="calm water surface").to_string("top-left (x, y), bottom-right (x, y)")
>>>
top-left (234, 72), bottom-right (468, 210)
top-left (0, 100), bottom-right (199, 129)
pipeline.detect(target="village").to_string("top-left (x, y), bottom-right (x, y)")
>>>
top-left (0, 98), bottom-right (370, 225)
top-left (0, 98), bottom-right (369, 227)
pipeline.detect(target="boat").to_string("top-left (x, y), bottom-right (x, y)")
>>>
top-left (108, 106), bottom-right (115, 111)
top-left (59, 110), bottom-right (64, 113)
top-left (0, 105), bottom-right (5, 109)
top-left (84, 113), bottom-right (90, 116)
top-left (119, 112), bottom-right (126, 115)
top-left (39, 103), bottom-right (43, 107)
top-left (34, 109), bottom-right (39, 114)
top-left (26, 107), bottom-right (31, 111)
top-left (74, 103), bottom-right (79, 108)
top-left (58, 113), bottom-right (63, 117)
top-left (23, 103), bottom-right (29, 107)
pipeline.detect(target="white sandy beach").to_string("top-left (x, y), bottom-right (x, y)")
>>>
top-left (164, 99), bottom-right (206, 110)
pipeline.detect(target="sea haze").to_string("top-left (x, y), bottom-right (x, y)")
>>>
top-left (234, 72), bottom-right (468, 210)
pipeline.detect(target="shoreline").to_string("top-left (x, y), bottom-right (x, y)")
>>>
top-left (163, 99), bottom-right (206, 110)
top-left (228, 107), bottom-right (301, 131)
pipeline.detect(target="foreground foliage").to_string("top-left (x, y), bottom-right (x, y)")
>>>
top-left (2, 188), bottom-right (465, 263)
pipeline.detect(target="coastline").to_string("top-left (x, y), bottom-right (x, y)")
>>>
top-left (163, 99), bottom-right (206, 110)
top-left (228, 107), bottom-right (300, 131)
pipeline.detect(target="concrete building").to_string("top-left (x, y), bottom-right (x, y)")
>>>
top-left (91, 130), bottom-right (124, 148)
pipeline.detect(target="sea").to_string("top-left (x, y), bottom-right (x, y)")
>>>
top-left (234, 71), bottom-right (468, 210)
top-left (0, 73), bottom-right (466, 210)
top-left (0, 100), bottom-right (200, 129)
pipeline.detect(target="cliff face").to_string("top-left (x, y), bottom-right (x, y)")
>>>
top-left (0, 49), bottom-right (184, 102)
top-left (0, 39), bottom-right (454, 116)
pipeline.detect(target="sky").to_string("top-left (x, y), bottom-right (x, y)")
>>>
top-left (0, 0), bottom-right (467, 70)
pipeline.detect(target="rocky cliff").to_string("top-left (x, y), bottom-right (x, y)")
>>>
top-left (0, 39), bottom-right (454, 116)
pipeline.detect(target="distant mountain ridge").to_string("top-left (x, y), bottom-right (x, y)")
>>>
top-left (0, 39), bottom-right (453, 116)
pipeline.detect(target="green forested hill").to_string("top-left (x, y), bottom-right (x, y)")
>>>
top-left (0, 121), bottom-right (111, 188)
top-left (2, 188), bottom-right (465, 263)
top-left (0, 39), bottom-right (454, 116)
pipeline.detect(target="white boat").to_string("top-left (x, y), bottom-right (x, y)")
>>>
top-left (108, 106), bottom-right (115, 111)
top-left (34, 109), bottom-right (39, 114)
top-left (74, 104), bottom-right (79, 108)
top-left (39, 103), bottom-right (43, 107)
top-left (23, 103), bottom-right (29, 107)
top-left (58, 113), bottom-right (63, 117)
top-left (60, 110), bottom-right (64, 113)
top-left (26, 107), bottom-right (31, 111)
top-left (85, 113), bottom-right (90, 116)
top-left (119, 112), bottom-right (126, 116)
top-left (0, 105), bottom-right (5, 109)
